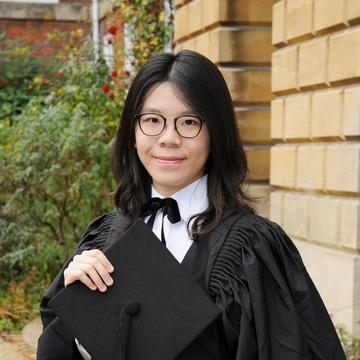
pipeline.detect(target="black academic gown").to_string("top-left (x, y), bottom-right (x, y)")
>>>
top-left (37, 210), bottom-right (346, 360)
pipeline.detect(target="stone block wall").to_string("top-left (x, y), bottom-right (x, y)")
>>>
top-left (271, 0), bottom-right (360, 336)
top-left (174, 0), bottom-right (360, 336)
top-left (174, 0), bottom-right (274, 218)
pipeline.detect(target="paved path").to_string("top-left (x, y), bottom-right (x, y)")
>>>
top-left (0, 318), bottom-right (41, 360)
top-left (0, 338), bottom-right (30, 360)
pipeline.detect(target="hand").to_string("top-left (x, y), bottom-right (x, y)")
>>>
top-left (64, 249), bottom-right (114, 292)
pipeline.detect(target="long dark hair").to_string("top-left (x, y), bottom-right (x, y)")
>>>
top-left (112, 50), bottom-right (256, 237)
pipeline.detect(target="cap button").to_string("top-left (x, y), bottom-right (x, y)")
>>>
top-left (124, 301), bottom-right (140, 316)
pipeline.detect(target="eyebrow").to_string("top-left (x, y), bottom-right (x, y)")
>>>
top-left (141, 108), bottom-right (196, 116)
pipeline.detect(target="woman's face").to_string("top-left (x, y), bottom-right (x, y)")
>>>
top-left (135, 82), bottom-right (210, 196)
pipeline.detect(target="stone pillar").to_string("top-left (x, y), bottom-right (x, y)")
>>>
top-left (174, 0), bottom-right (274, 217)
top-left (271, 0), bottom-right (360, 336)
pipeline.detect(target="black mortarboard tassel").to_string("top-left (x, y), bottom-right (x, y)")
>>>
top-left (116, 301), bottom-right (140, 360)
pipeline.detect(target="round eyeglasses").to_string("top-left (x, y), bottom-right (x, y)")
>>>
top-left (136, 113), bottom-right (205, 138)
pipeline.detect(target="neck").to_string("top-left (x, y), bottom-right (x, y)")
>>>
top-left (152, 174), bottom-right (206, 197)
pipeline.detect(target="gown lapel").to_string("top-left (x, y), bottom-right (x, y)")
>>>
top-left (180, 233), bottom-right (210, 290)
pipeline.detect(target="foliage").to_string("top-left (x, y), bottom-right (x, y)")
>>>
top-left (116, 0), bottom-right (174, 72)
top-left (0, 33), bottom-right (61, 127)
top-left (0, 269), bottom-right (45, 332)
top-left (338, 326), bottom-right (360, 359)
top-left (0, 40), bottom-right (122, 330)
top-left (0, 1), bottom-right (174, 332)
top-left (0, 39), bottom-right (122, 259)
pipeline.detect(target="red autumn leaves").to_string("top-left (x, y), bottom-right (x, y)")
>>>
top-left (108, 26), bottom-right (117, 35)
top-left (101, 26), bottom-right (123, 99)
top-left (101, 66), bottom-right (130, 98)
top-left (102, 84), bottom-right (110, 94)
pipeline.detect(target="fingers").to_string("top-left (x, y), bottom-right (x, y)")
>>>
top-left (63, 249), bottom-right (114, 292)
top-left (75, 254), bottom-right (114, 285)
top-left (64, 268), bottom-right (97, 290)
top-left (68, 261), bottom-right (111, 292)
top-left (83, 249), bottom-right (114, 273)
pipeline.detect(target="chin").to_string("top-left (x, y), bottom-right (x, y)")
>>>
top-left (153, 177), bottom-right (186, 192)
top-left (156, 178), bottom-right (183, 189)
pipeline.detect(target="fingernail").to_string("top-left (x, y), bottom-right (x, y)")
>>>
top-left (100, 285), bottom-right (107, 292)
top-left (108, 278), bottom-right (113, 285)
top-left (108, 266), bottom-right (114, 272)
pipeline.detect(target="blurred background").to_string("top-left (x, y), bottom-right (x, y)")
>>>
top-left (0, 0), bottom-right (359, 358)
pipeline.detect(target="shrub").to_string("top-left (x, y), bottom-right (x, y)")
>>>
top-left (0, 32), bottom-right (61, 126)
top-left (338, 326), bottom-right (360, 359)
top-left (1, 42), bottom-right (122, 258)
top-left (0, 0), bottom-right (174, 332)
top-left (0, 40), bottom-right (122, 330)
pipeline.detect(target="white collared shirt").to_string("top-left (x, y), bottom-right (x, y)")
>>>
top-left (146, 174), bottom-right (208, 263)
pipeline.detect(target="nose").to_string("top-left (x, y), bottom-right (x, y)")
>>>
top-left (157, 122), bottom-right (181, 146)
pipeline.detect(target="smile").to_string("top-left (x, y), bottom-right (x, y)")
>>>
top-left (154, 156), bottom-right (185, 165)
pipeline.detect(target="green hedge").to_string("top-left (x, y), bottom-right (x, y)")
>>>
top-left (0, 39), bottom-right (122, 331)
top-left (0, 0), bottom-right (174, 332)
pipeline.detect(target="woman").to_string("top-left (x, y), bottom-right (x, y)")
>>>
top-left (37, 50), bottom-right (345, 359)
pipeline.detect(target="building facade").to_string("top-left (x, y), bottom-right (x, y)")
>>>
top-left (174, 0), bottom-right (360, 336)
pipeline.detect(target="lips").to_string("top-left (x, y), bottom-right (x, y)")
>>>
top-left (154, 156), bottom-right (185, 165)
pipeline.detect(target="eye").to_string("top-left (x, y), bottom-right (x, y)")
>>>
top-left (147, 117), bottom-right (160, 124)
top-left (140, 114), bottom-right (162, 125)
top-left (180, 117), bottom-right (201, 127)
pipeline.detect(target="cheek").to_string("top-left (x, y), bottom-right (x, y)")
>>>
top-left (134, 126), bottom-right (140, 148)
top-left (134, 126), bottom-right (146, 152)
top-left (198, 131), bottom-right (210, 162)
top-left (134, 128), bottom-right (152, 163)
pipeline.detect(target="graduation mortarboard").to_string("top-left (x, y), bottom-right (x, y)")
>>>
top-left (49, 218), bottom-right (221, 360)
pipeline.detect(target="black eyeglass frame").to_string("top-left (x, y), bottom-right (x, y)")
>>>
top-left (135, 112), bottom-right (206, 139)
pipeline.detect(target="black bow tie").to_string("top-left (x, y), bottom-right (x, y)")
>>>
top-left (141, 197), bottom-right (181, 244)
top-left (142, 197), bottom-right (181, 223)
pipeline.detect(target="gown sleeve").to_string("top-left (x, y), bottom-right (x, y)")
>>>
top-left (207, 213), bottom-right (346, 360)
top-left (37, 212), bottom-right (117, 360)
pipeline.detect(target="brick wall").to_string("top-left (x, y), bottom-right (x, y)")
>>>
top-left (0, 1), bottom-right (92, 56)
top-left (0, 18), bottom-right (90, 57)
top-left (174, 0), bottom-right (274, 217)
top-left (0, 0), bottom-right (121, 59)
top-left (271, 0), bottom-right (360, 336)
